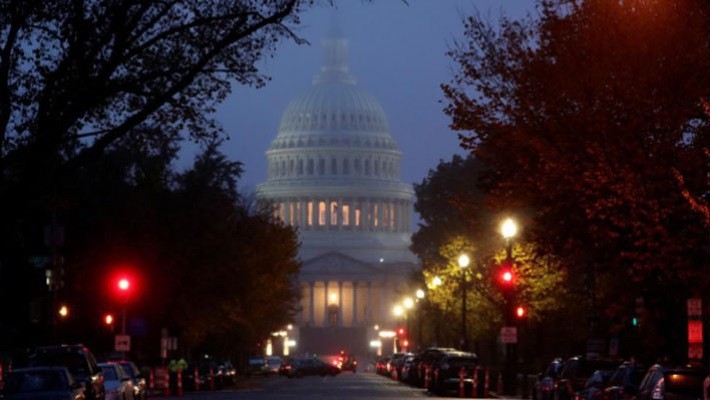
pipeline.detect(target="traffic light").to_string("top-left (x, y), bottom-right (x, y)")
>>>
top-left (397, 327), bottom-right (406, 337)
top-left (498, 264), bottom-right (515, 287)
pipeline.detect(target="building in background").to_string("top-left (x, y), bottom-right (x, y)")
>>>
top-left (257, 24), bottom-right (418, 356)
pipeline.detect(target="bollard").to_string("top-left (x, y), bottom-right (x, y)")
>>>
top-left (194, 367), bottom-right (199, 391)
top-left (459, 367), bottom-right (466, 398)
top-left (473, 366), bottom-right (479, 398)
top-left (163, 370), bottom-right (170, 397)
top-left (177, 370), bottom-right (183, 397)
top-left (209, 368), bottom-right (215, 391)
top-left (484, 368), bottom-right (490, 398)
top-left (0, 363), bottom-right (4, 390)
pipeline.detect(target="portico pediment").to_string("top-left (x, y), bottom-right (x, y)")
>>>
top-left (300, 251), bottom-right (381, 279)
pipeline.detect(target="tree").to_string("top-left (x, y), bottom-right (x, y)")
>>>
top-left (413, 155), bottom-right (570, 350)
top-left (0, 0), bottom-right (309, 183)
top-left (443, 0), bottom-right (710, 358)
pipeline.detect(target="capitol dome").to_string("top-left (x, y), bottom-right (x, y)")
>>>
top-left (257, 27), bottom-right (416, 264)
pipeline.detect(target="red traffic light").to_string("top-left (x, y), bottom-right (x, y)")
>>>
top-left (498, 263), bottom-right (515, 286)
top-left (397, 327), bottom-right (407, 337)
top-left (117, 278), bottom-right (130, 291)
top-left (515, 306), bottom-right (526, 318)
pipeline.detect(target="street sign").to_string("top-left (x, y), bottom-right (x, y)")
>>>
top-left (115, 335), bottom-right (131, 352)
top-left (500, 327), bottom-right (517, 344)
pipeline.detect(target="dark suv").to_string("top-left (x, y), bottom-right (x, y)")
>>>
top-left (28, 344), bottom-right (105, 400)
top-left (429, 350), bottom-right (479, 395)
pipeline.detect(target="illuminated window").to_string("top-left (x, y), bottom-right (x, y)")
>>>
top-left (278, 203), bottom-right (285, 221)
top-left (307, 201), bottom-right (314, 226)
top-left (330, 201), bottom-right (338, 226)
top-left (294, 202), bottom-right (301, 225)
top-left (318, 201), bottom-right (326, 226)
top-left (342, 204), bottom-right (350, 226)
top-left (355, 207), bottom-right (361, 227)
top-left (383, 203), bottom-right (389, 227)
top-left (289, 202), bottom-right (295, 225)
top-left (373, 204), bottom-right (379, 227)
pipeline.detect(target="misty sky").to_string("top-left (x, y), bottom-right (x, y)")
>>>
top-left (193, 1), bottom-right (536, 194)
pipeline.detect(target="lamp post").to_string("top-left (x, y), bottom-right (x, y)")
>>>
top-left (416, 289), bottom-right (425, 349)
top-left (500, 218), bottom-right (518, 394)
top-left (458, 253), bottom-right (470, 351)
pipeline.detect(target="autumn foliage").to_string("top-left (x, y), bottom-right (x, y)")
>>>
top-left (443, 0), bottom-right (709, 355)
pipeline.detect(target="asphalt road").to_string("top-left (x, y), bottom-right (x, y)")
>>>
top-left (160, 372), bottom-right (432, 399)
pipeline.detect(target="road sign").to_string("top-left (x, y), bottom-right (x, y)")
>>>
top-left (500, 327), bottom-right (517, 344)
top-left (115, 335), bottom-right (131, 352)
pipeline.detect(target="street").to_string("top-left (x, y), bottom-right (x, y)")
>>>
top-left (161, 372), bottom-right (431, 400)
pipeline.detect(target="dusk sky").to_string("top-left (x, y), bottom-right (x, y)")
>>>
top-left (198, 1), bottom-right (536, 194)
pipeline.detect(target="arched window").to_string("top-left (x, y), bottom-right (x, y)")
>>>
top-left (354, 159), bottom-right (361, 174)
top-left (298, 159), bottom-right (304, 175)
top-left (307, 159), bottom-right (314, 175)
top-left (331, 158), bottom-right (337, 175)
top-left (374, 160), bottom-right (380, 176)
top-left (343, 159), bottom-right (350, 175)
top-left (364, 159), bottom-right (370, 176)
top-left (318, 158), bottom-right (325, 175)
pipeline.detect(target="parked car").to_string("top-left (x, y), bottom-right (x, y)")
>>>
top-left (429, 350), bottom-right (479, 395)
top-left (603, 361), bottom-right (645, 400)
top-left (399, 355), bottom-right (419, 384)
top-left (575, 369), bottom-right (616, 400)
top-left (417, 347), bottom-right (459, 389)
top-left (28, 344), bottom-right (105, 400)
top-left (98, 362), bottom-right (134, 400)
top-left (0, 366), bottom-right (85, 400)
top-left (557, 356), bottom-right (619, 400)
top-left (389, 352), bottom-right (414, 379)
top-left (246, 358), bottom-right (268, 377)
top-left (284, 358), bottom-right (340, 378)
top-left (635, 364), bottom-right (670, 400)
top-left (651, 366), bottom-right (708, 400)
top-left (266, 356), bottom-right (282, 375)
top-left (533, 358), bottom-right (563, 400)
top-left (116, 362), bottom-right (147, 400)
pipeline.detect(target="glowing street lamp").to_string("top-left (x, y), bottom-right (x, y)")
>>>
top-left (58, 305), bottom-right (69, 318)
top-left (458, 253), bottom-right (471, 351)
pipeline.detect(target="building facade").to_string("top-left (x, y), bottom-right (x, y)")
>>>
top-left (257, 27), bottom-right (418, 356)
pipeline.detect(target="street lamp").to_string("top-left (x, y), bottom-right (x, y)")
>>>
top-left (499, 217), bottom-right (518, 394)
top-left (458, 253), bottom-right (470, 351)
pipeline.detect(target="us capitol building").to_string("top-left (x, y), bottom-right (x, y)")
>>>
top-left (257, 26), bottom-right (418, 356)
